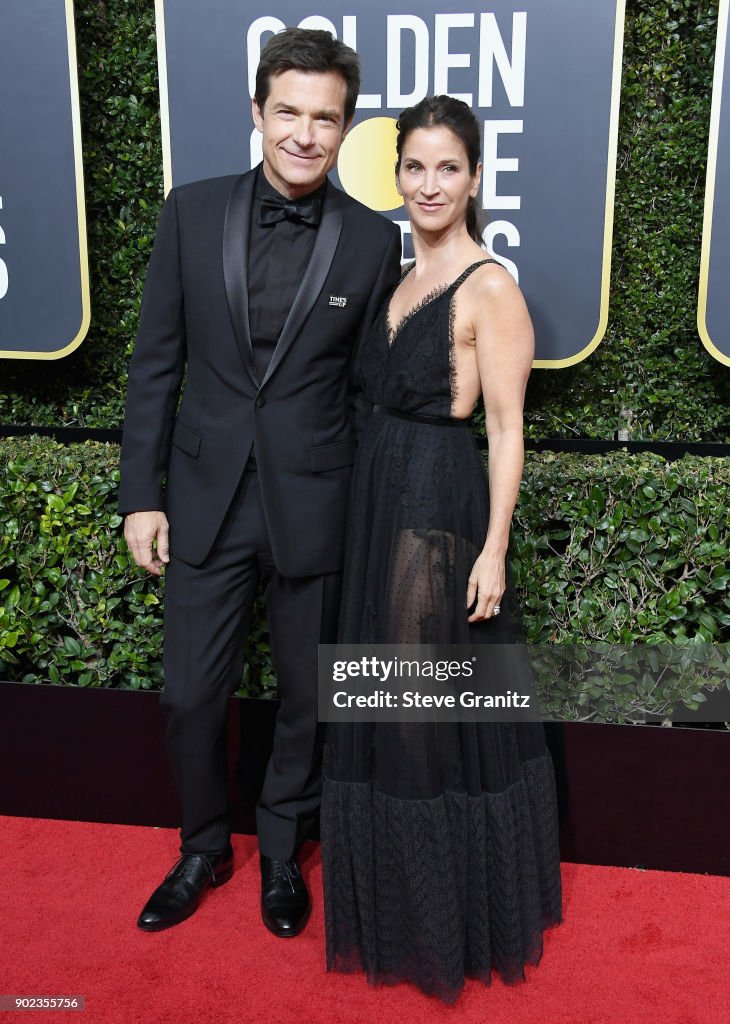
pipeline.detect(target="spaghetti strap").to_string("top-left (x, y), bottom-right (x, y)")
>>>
top-left (450, 258), bottom-right (505, 292)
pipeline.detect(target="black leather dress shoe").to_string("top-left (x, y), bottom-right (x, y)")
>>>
top-left (260, 855), bottom-right (311, 937)
top-left (137, 844), bottom-right (233, 931)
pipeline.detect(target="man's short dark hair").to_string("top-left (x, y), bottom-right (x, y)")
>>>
top-left (255, 27), bottom-right (361, 124)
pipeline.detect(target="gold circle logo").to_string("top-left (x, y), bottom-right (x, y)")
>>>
top-left (338, 117), bottom-right (403, 213)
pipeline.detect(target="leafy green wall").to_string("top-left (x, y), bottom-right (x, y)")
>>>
top-left (1, 0), bottom-right (728, 439)
top-left (2, 437), bottom-right (728, 721)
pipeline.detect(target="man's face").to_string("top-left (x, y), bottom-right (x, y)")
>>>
top-left (252, 68), bottom-right (349, 199)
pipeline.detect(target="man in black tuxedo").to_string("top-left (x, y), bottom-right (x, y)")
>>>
top-left (118, 28), bottom-right (401, 936)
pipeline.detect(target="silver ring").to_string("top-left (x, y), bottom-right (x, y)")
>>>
top-left (492, 605), bottom-right (501, 616)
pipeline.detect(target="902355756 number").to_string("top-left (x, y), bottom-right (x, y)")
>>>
top-left (0, 996), bottom-right (85, 1011)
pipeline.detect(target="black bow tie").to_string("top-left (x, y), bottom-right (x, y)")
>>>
top-left (258, 194), bottom-right (322, 227)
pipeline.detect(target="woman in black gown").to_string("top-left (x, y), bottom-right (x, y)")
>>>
top-left (321, 96), bottom-right (562, 1003)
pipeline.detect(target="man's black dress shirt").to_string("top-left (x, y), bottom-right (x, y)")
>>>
top-left (247, 168), bottom-right (327, 384)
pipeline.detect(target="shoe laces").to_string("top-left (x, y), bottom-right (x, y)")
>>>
top-left (269, 859), bottom-right (301, 892)
top-left (167, 853), bottom-right (216, 886)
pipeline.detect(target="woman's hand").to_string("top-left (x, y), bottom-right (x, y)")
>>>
top-left (466, 548), bottom-right (506, 622)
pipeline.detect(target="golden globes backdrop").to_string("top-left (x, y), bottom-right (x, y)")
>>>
top-left (698, 0), bottom-right (730, 367)
top-left (155, 0), bottom-right (625, 365)
top-left (0, 0), bottom-right (89, 360)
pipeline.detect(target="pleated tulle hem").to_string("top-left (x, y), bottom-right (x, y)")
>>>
top-left (321, 752), bottom-right (563, 1004)
top-left (325, 915), bottom-right (563, 1006)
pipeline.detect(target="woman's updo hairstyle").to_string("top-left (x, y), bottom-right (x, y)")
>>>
top-left (395, 95), bottom-right (484, 244)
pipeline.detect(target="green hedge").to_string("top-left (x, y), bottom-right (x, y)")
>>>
top-left (512, 448), bottom-right (730, 644)
top-left (0, 0), bottom-right (729, 440)
top-left (2, 437), bottom-right (728, 722)
top-left (0, 437), bottom-right (274, 695)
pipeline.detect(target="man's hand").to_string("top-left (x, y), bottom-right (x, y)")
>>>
top-left (124, 511), bottom-right (170, 577)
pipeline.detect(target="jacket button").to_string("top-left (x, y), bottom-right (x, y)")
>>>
top-left (255, 395), bottom-right (266, 408)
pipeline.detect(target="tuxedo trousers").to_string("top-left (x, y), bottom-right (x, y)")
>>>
top-left (160, 467), bottom-right (341, 861)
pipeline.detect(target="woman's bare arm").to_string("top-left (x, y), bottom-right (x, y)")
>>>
top-left (465, 267), bottom-right (534, 621)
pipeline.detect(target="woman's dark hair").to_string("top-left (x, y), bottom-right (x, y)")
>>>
top-left (395, 95), bottom-right (484, 243)
top-left (255, 28), bottom-right (361, 125)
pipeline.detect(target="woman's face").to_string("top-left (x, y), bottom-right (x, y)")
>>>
top-left (396, 126), bottom-right (481, 235)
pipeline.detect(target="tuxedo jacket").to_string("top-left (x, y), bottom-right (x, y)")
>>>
top-left (118, 168), bottom-right (402, 576)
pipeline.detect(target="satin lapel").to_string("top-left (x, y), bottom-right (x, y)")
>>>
top-left (260, 192), bottom-right (344, 389)
top-left (223, 171), bottom-right (259, 387)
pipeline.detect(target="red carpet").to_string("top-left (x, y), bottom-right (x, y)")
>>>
top-left (1, 816), bottom-right (727, 1024)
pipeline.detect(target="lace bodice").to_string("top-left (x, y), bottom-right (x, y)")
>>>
top-left (357, 259), bottom-right (501, 419)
